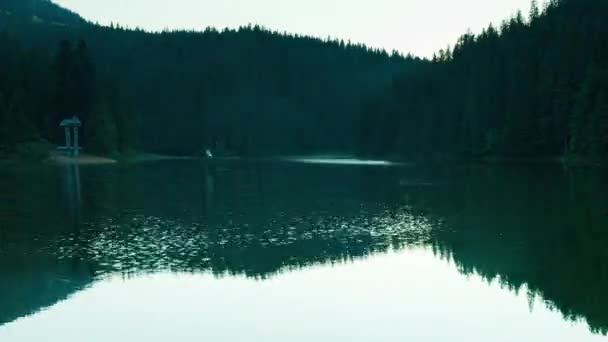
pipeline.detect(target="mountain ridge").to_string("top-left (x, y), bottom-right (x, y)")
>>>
top-left (0, 0), bottom-right (86, 27)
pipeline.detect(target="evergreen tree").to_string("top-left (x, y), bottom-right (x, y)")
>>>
top-left (594, 91), bottom-right (608, 157)
top-left (86, 98), bottom-right (118, 155)
top-left (529, 0), bottom-right (540, 22)
top-left (2, 0), bottom-right (608, 162)
top-left (53, 40), bottom-right (72, 115)
top-left (73, 40), bottom-right (95, 123)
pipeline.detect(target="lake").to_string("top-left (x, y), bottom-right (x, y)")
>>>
top-left (0, 159), bottom-right (607, 341)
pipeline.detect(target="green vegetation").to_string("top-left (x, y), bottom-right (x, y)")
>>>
top-left (1, 0), bottom-right (607, 163)
top-left (0, 0), bottom-right (415, 158)
top-left (0, 140), bottom-right (51, 161)
top-left (363, 0), bottom-right (608, 163)
top-left (0, 28), bottom-right (136, 158)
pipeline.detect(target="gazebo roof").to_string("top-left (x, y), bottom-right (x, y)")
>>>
top-left (60, 116), bottom-right (82, 127)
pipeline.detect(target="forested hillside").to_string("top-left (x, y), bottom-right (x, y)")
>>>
top-left (0, 0), bottom-right (417, 157)
top-left (362, 0), bottom-right (608, 162)
top-left (1, 0), bottom-right (607, 161)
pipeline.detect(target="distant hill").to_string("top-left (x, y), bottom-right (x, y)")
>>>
top-left (0, 0), bottom-right (419, 156)
top-left (0, 0), bottom-right (85, 27)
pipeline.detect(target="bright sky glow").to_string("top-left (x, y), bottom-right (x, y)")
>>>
top-left (53, 0), bottom-right (534, 57)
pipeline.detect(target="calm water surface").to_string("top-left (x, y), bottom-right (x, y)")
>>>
top-left (0, 159), bottom-right (607, 341)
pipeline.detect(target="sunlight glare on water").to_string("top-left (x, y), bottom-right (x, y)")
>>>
top-left (282, 156), bottom-right (398, 166)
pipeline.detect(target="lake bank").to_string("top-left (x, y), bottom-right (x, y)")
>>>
top-left (47, 152), bottom-right (118, 165)
top-left (1, 140), bottom-right (202, 165)
top-left (45, 151), bottom-right (196, 166)
top-left (381, 154), bottom-right (607, 168)
top-left (2, 144), bottom-right (605, 168)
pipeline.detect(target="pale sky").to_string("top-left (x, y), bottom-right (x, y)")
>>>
top-left (54, 0), bottom-right (534, 58)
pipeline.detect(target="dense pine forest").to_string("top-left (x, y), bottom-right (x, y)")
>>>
top-left (363, 0), bottom-right (608, 162)
top-left (1, 0), bottom-right (607, 162)
top-left (0, 0), bottom-right (416, 157)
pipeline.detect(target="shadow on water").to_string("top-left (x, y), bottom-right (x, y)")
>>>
top-left (0, 160), bottom-right (607, 334)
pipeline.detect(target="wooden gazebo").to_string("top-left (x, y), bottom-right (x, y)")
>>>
top-left (58, 116), bottom-right (82, 157)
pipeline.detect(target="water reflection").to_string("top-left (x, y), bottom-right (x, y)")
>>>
top-left (201, 163), bottom-right (215, 216)
top-left (422, 166), bottom-right (608, 335)
top-left (3, 250), bottom-right (606, 342)
top-left (0, 161), bottom-right (607, 337)
top-left (61, 163), bottom-right (82, 222)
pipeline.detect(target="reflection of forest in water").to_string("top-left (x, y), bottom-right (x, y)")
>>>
top-left (0, 161), bottom-right (606, 334)
top-left (422, 166), bottom-right (608, 335)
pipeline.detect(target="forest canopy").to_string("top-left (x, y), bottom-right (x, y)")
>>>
top-left (0, 0), bottom-right (607, 162)
top-left (362, 0), bottom-right (608, 162)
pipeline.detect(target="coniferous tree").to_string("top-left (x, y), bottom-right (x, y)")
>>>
top-left (2, 0), bottom-right (608, 162)
top-left (86, 98), bottom-right (118, 155)
top-left (52, 39), bottom-right (73, 129)
top-left (596, 91), bottom-right (608, 157)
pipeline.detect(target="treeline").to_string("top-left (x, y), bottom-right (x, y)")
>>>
top-left (0, 31), bottom-right (137, 157)
top-left (361, 0), bottom-right (608, 162)
top-left (91, 25), bottom-right (414, 155)
top-left (2, 0), bottom-right (607, 160)
top-left (1, 0), bottom-right (417, 156)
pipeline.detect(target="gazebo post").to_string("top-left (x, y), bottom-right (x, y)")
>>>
top-left (73, 125), bottom-right (79, 157)
top-left (65, 126), bottom-right (72, 150)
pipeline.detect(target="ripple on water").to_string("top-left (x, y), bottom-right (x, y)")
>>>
top-left (48, 206), bottom-right (434, 278)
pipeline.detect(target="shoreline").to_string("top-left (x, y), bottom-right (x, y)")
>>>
top-left (45, 151), bottom-right (196, 166)
top-left (47, 152), bottom-right (118, 165)
top-left (2, 149), bottom-right (605, 168)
